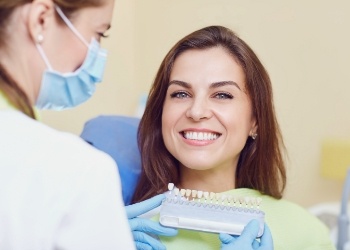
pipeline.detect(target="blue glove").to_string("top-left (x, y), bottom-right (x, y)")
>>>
top-left (219, 220), bottom-right (274, 250)
top-left (126, 194), bottom-right (178, 250)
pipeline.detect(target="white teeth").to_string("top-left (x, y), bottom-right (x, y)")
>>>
top-left (183, 131), bottom-right (219, 141)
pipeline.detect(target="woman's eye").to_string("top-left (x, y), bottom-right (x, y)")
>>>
top-left (170, 91), bottom-right (190, 99)
top-left (214, 92), bottom-right (233, 100)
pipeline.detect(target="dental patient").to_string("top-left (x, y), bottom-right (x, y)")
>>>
top-left (126, 25), bottom-right (334, 250)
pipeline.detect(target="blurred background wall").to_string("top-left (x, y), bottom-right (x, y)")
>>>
top-left (41, 0), bottom-right (350, 208)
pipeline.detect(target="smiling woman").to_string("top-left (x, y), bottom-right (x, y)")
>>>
top-left (130, 25), bottom-right (335, 250)
top-left (134, 25), bottom-right (284, 202)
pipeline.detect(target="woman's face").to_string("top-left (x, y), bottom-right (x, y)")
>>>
top-left (162, 47), bottom-right (256, 176)
top-left (44, 1), bottom-right (114, 73)
top-left (31, 1), bottom-right (114, 103)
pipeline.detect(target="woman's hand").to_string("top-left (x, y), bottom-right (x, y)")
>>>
top-left (219, 220), bottom-right (273, 250)
top-left (126, 194), bottom-right (178, 250)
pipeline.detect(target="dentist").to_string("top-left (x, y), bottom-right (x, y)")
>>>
top-left (0, 0), bottom-right (134, 249)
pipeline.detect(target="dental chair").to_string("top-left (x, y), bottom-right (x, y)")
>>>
top-left (80, 115), bottom-right (141, 205)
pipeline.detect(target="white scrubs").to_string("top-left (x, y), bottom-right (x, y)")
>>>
top-left (0, 99), bottom-right (135, 249)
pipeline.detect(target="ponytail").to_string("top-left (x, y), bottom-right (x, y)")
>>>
top-left (0, 63), bottom-right (35, 119)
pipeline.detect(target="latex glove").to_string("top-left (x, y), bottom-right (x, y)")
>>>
top-left (219, 220), bottom-right (274, 250)
top-left (126, 194), bottom-right (178, 250)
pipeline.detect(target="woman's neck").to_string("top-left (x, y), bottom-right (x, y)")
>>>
top-left (178, 164), bottom-right (236, 193)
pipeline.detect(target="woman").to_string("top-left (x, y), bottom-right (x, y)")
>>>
top-left (131, 26), bottom-right (334, 249)
top-left (0, 0), bottom-right (134, 249)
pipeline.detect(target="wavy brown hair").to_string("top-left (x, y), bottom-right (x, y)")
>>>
top-left (132, 25), bottom-right (286, 203)
top-left (0, 0), bottom-right (104, 118)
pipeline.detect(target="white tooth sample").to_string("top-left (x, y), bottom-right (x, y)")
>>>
top-left (203, 191), bottom-right (209, 200)
top-left (220, 194), bottom-right (227, 204)
top-left (168, 183), bottom-right (174, 191)
top-left (232, 196), bottom-right (237, 205)
top-left (244, 197), bottom-right (251, 207)
top-left (180, 189), bottom-right (186, 197)
top-left (186, 189), bottom-right (192, 197)
top-left (251, 198), bottom-right (257, 207)
top-left (238, 197), bottom-right (245, 206)
top-left (226, 195), bottom-right (232, 204)
top-left (197, 190), bottom-right (203, 199)
top-left (174, 188), bottom-right (180, 196)
top-left (256, 197), bottom-right (262, 208)
top-left (191, 190), bottom-right (197, 198)
top-left (215, 193), bottom-right (221, 203)
top-left (209, 192), bottom-right (215, 202)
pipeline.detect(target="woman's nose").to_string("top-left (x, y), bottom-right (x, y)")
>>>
top-left (185, 98), bottom-right (213, 121)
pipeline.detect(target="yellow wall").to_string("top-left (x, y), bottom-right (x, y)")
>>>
top-left (41, 0), bottom-right (350, 208)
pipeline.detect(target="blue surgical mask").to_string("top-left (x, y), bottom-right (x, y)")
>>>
top-left (35, 6), bottom-right (108, 110)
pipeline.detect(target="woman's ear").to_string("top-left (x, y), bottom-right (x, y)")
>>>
top-left (249, 119), bottom-right (258, 139)
top-left (26, 0), bottom-right (55, 44)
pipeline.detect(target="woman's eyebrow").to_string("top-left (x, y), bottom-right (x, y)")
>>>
top-left (168, 80), bottom-right (191, 88)
top-left (210, 81), bottom-right (241, 90)
top-left (168, 80), bottom-right (242, 91)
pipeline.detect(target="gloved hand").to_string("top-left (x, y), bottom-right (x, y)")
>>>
top-left (126, 194), bottom-right (178, 250)
top-left (219, 220), bottom-right (273, 250)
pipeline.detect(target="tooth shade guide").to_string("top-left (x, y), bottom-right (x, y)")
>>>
top-left (161, 184), bottom-right (265, 236)
top-left (166, 184), bottom-right (262, 210)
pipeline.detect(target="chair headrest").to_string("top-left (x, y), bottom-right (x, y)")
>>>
top-left (81, 115), bottom-right (141, 205)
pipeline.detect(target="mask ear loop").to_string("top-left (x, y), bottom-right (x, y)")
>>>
top-left (36, 36), bottom-right (53, 70)
top-left (54, 6), bottom-right (89, 48)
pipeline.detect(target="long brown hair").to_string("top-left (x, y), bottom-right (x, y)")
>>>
top-left (133, 25), bottom-right (286, 203)
top-left (0, 0), bottom-right (104, 118)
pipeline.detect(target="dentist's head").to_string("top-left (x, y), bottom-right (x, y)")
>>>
top-left (0, 0), bottom-right (114, 117)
